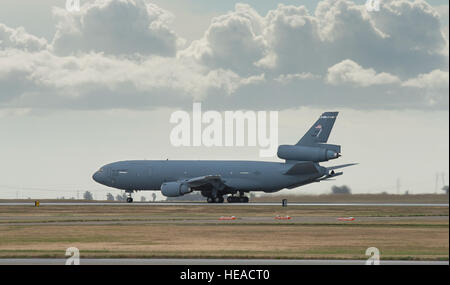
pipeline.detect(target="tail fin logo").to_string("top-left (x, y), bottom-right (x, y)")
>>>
top-left (312, 124), bottom-right (322, 137)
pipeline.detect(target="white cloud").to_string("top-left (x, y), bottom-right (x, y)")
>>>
top-left (371, 0), bottom-right (446, 54)
top-left (434, 4), bottom-right (449, 27)
top-left (52, 0), bottom-right (183, 56)
top-left (0, 0), bottom-right (448, 111)
top-left (402, 69), bottom-right (449, 106)
top-left (275, 73), bottom-right (321, 84)
top-left (0, 24), bottom-right (48, 51)
top-left (402, 69), bottom-right (449, 89)
top-left (0, 48), bottom-right (264, 109)
top-left (180, 3), bottom-right (266, 75)
top-left (183, 0), bottom-right (448, 77)
top-left (326, 59), bottom-right (400, 87)
top-left (259, 4), bottom-right (323, 73)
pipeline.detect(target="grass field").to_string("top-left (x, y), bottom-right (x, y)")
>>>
top-left (0, 201), bottom-right (448, 260)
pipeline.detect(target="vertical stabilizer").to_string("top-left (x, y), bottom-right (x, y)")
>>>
top-left (296, 112), bottom-right (338, 145)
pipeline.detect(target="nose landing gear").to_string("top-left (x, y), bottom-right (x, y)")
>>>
top-left (125, 190), bottom-right (134, 203)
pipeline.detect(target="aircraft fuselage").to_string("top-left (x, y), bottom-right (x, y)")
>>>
top-left (92, 160), bottom-right (324, 193)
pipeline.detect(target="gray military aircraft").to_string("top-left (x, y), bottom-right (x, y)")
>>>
top-left (93, 112), bottom-right (356, 203)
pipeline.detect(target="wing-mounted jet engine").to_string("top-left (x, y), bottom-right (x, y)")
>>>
top-left (161, 182), bottom-right (192, 197)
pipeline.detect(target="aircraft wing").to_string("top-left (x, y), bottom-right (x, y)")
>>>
top-left (182, 175), bottom-right (223, 188)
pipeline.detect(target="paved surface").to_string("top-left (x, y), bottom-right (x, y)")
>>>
top-left (0, 215), bottom-right (447, 226)
top-left (0, 258), bottom-right (448, 265)
top-left (0, 202), bottom-right (448, 207)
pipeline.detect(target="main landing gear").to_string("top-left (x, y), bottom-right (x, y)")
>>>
top-left (205, 191), bottom-right (249, 203)
top-left (227, 196), bottom-right (249, 203)
top-left (227, 191), bottom-right (249, 203)
top-left (126, 190), bottom-right (134, 203)
top-left (207, 196), bottom-right (224, 203)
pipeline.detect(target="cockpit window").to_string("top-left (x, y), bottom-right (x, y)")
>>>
top-left (112, 169), bottom-right (128, 176)
top-left (98, 168), bottom-right (104, 173)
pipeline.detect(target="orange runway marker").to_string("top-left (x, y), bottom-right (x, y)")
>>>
top-left (274, 215), bottom-right (291, 220)
top-left (337, 217), bottom-right (355, 221)
top-left (219, 216), bottom-right (237, 220)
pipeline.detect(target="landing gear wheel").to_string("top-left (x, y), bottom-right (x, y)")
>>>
top-left (227, 195), bottom-right (247, 203)
top-left (214, 196), bottom-right (224, 203)
top-left (239, 196), bottom-right (249, 203)
top-left (126, 197), bottom-right (133, 203)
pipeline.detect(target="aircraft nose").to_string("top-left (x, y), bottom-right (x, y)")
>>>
top-left (92, 171), bottom-right (101, 183)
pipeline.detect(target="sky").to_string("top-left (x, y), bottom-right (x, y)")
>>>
top-left (0, 0), bottom-right (448, 200)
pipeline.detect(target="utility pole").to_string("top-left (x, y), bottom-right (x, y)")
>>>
top-left (396, 178), bottom-right (401, 195)
top-left (435, 172), bottom-right (439, 194)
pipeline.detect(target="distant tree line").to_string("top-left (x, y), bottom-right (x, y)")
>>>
top-left (83, 191), bottom-right (93, 200)
top-left (331, 185), bottom-right (352, 195)
top-left (106, 193), bottom-right (114, 201)
top-left (105, 192), bottom-right (157, 202)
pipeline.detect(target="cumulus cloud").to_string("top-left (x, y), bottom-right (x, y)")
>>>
top-left (183, 0), bottom-right (447, 78)
top-left (0, 24), bottom-right (48, 51)
top-left (259, 4), bottom-right (323, 73)
top-left (0, 48), bottom-right (264, 109)
top-left (326, 59), bottom-right (400, 87)
top-left (402, 69), bottom-right (449, 89)
top-left (402, 69), bottom-right (449, 106)
top-left (0, 0), bottom-right (448, 111)
top-left (275, 73), bottom-right (321, 84)
top-left (52, 0), bottom-right (183, 56)
top-left (180, 3), bottom-right (266, 75)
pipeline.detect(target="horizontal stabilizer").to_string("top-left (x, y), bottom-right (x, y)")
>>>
top-left (326, 163), bottom-right (358, 171)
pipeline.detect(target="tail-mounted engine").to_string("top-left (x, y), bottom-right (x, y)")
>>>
top-left (277, 144), bottom-right (341, 162)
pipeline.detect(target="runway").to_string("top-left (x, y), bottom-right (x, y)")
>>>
top-left (0, 202), bottom-right (448, 207)
top-left (0, 258), bottom-right (447, 265)
top-left (1, 215), bottom-right (447, 226)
